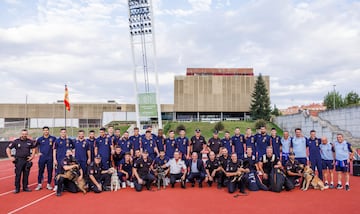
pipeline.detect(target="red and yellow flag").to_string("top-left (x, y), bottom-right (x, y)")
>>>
top-left (64, 85), bottom-right (70, 111)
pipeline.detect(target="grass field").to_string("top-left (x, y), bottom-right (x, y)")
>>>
top-left (162, 121), bottom-right (283, 139)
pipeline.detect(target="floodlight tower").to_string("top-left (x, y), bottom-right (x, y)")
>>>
top-left (128, 0), bottom-right (162, 129)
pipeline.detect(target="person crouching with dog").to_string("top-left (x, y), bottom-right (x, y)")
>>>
top-left (118, 152), bottom-right (134, 188)
top-left (88, 154), bottom-right (112, 193)
top-left (133, 150), bottom-right (156, 192)
top-left (56, 149), bottom-right (85, 196)
top-left (285, 152), bottom-right (303, 187)
top-left (225, 153), bottom-right (249, 195)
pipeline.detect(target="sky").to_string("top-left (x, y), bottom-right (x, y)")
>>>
top-left (0, 0), bottom-right (359, 109)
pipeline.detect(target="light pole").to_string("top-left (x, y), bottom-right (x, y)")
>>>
top-left (333, 84), bottom-right (336, 110)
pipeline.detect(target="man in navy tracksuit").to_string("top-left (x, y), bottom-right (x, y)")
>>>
top-left (232, 127), bottom-right (245, 160)
top-left (306, 130), bottom-right (323, 180)
top-left (35, 126), bottom-right (57, 191)
top-left (187, 152), bottom-right (206, 188)
top-left (95, 128), bottom-right (112, 170)
top-left (74, 130), bottom-right (90, 176)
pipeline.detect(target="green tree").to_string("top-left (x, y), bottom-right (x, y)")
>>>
top-left (214, 121), bottom-right (225, 131)
top-left (324, 91), bottom-right (344, 109)
top-left (271, 104), bottom-right (281, 116)
top-left (250, 74), bottom-right (271, 121)
top-left (344, 91), bottom-right (360, 106)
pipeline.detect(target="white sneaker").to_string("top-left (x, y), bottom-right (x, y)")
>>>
top-left (126, 180), bottom-right (131, 186)
top-left (46, 184), bottom-right (53, 190)
top-left (165, 178), bottom-right (170, 186)
top-left (130, 182), bottom-right (134, 188)
top-left (53, 185), bottom-right (58, 192)
top-left (122, 182), bottom-right (126, 188)
top-left (35, 184), bottom-right (42, 191)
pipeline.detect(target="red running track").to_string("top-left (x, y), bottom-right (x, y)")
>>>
top-left (0, 158), bottom-right (359, 214)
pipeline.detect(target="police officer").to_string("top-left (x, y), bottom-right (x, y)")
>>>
top-left (88, 154), bottom-right (112, 193)
top-left (205, 151), bottom-right (222, 188)
top-left (133, 150), bottom-right (156, 192)
top-left (258, 146), bottom-right (282, 187)
top-left (142, 130), bottom-right (159, 160)
top-left (306, 130), bottom-right (323, 180)
top-left (175, 129), bottom-right (190, 160)
top-left (190, 129), bottom-right (206, 159)
top-left (232, 127), bottom-right (246, 160)
top-left (74, 130), bottom-right (90, 176)
top-left (221, 131), bottom-right (233, 156)
top-left (208, 130), bottom-right (222, 156)
top-left (225, 153), bottom-right (248, 194)
top-left (270, 128), bottom-right (282, 158)
top-left (129, 127), bottom-right (142, 155)
top-left (95, 128), bottom-right (112, 170)
top-left (53, 128), bottom-right (74, 192)
top-left (219, 148), bottom-right (231, 187)
top-left (243, 147), bottom-right (268, 191)
top-left (35, 126), bottom-right (56, 191)
top-left (165, 130), bottom-right (177, 158)
top-left (112, 145), bottom-right (125, 168)
top-left (87, 130), bottom-right (96, 163)
top-left (6, 129), bottom-right (36, 193)
top-left (56, 150), bottom-right (83, 196)
top-left (285, 152), bottom-right (303, 186)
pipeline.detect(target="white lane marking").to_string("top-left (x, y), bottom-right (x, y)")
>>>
top-left (7, 192), bottom-right (55, 214)
top-left (0, 180), bottom-right (49, 197)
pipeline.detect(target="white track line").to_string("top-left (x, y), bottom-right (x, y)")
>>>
top-left (8, 192), bottom-right (55, 214)
top-left (0, 175), bottom-right (15, 180)
top-left (0, 180), bottom-right (49, 197)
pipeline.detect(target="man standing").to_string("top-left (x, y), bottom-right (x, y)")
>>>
top-left (320, 137), bottom-right (335, 188)
top-left (129, 127), bottom-right (142, 155)
top-left (244, 128), bottom-right (256, 157)
top-left (53, 128), bottom-right (74, 192)
top-left (95, 128), bottom-right (112, 170)
top-left (255, 126), bottom-right (271, 161)
top-left (270, 128), bottom-right (282, 158)
top-left (164, 151), bottom-right (186, 188)
top-left (306, 130), bottom-right (323, 180)
top-left (142, 130), bottom-right (159, 160)
top-left (221, 131), bottom-right (233, 156)
top-left (334, 133), bottom-right (353, 191)
top-left (74, 130), bottom-right (91, 176)
top-left (156, 129), bottom-right (165, 152)
top-left (119, 131), bottom-right (132, 154)
top-left (87, 130), bottom-right (96, 162)
top-left (176, 129), bottom-right (190, 160)
top-left (187, 152), bottom-right (206, 188)
top-left (6, 129), bottom-right (36, 193)
top-left (208, 130), bottom-right (222, 156)
top-left (133, 151), bottom-right (155, 192)
top-left (190, 129), bottom-right (206, 159)
top-left (165, 130), bottom-right (177, 159)
top-left (290, 128), bottom-right (307, 165)
top-left (232, 127), bottom-right (245, 160)
top-left (281, 131), bottom-right (292, 166)
top-left (35, 126), bottom-right (56, 191)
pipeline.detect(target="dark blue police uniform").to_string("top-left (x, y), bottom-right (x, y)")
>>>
top-left (36, 135), bottom-right (56, 185)
top-left (221, 137), bottom-right (233, 155)
top-left (142, 138), bottom-right (157, 160)
top-left (255, 134), bottom-right (271, 159)
top-left (86, 138), bottom-right (96, 162)
top-left (232, 134), bottom-right (245, 160)
top-left (95, 136), bottom-right (112, 169)
top-left (306, 137), bottom-right (323, 180)
top-left (133, 157), bottom-right (155, 191)
top-left (165, 138), bottom-right (177, 158)
top-left (129, 134), bottom-right (141, 152)
top-left (74, 139), bottom-right (89, 175)
top-left (176, 136), bottom-right (189, 160)
top-left (270, 135), bottom-right (282, 158)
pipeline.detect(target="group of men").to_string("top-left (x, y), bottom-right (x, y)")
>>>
top-left (6, 125), bottom-right (354, 196)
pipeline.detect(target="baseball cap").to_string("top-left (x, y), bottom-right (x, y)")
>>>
top-left (289, 152), bottom-right (295, 156)
top-left (195, 128), bottom-right (201, 133)
top-left (213, 130), bottom-right (219, 134)
top-left (95, 154), bottom-right (102, 159)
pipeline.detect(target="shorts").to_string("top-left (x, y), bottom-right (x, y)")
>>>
top-left (335, 160), bottom-right (349, 172)
top-left (295, 158), bottom-right (307, 165)
top-left (322, 160), bottom-right (334, 170)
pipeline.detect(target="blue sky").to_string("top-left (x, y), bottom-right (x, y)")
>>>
top-left (0, 0), bottom-right (359, 109)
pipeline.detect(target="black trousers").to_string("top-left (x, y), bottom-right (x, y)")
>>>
top-left (187, 172), bottom-right (205, 184)
top-left (227, 177), bottom-right (246, 193)
top-left (14, 158), bottom-right (32, 191)
top-left (90, 174), bottom-right (111, 193)
top-left (287, 175), bottom-right (300, 186)
top-left (207, 171), bottom-right (223, 186)
top-left (57, 177), bottom-right (78, 194)
top-left (134, 173), bottom-right (156, 192)
top-left (169, 173), bottom-right (184, 185)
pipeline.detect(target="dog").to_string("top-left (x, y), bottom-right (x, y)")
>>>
top-left (301, 165), bottom-right (328, 191)
top-left (156, 166), bottom-right (166, 190)
top-left (56, 164), bottom-right (87, 194)
top-left (109, 167), bottom-right (120, 191)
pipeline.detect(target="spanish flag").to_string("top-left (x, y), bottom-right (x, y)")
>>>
top-left (64, 85), bottom-right (70, 111)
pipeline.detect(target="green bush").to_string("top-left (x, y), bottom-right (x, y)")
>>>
top-left (214, 121), bottom-right (225, 131)
top-left (163, 122), bottom-right (172, 134)
top-left (176, 124), bottom-right (186, 134)
top-left (254, 119), bottom-right (267, 130)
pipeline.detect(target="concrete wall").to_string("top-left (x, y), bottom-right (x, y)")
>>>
top-left (318, 106), bottom-right (360, 138)
top-left (30, 118), bottom-right (79, 128)
top-left (0, 118), bottom-right (4, 128)
top-left (274, 112), bottom-right (335, 141)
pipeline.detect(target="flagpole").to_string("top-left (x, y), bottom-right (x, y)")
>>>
top-left (64, 102), bottom-right (67, 129)
top-left (64, 84), bottom-right (67, 129)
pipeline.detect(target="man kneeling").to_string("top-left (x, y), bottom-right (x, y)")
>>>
top-left (225, 153), bottom-right (249, 194)
top-left (88, 154), bottom-right (112, 193)
top-left (133, 150), bottom-right (156, 192)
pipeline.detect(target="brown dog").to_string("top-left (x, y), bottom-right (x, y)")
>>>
top-left (301, 166), bottom-right (328, 191)
top-left (56, 165), bottom-right (87, 194)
